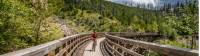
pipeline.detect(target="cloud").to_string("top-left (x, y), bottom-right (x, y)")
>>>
top-left (110, 0), bottom-right (159, 7)
top-left (130, 0), bottom-right (159, 7)
top-left (108, 0), bottom-right (187, 8)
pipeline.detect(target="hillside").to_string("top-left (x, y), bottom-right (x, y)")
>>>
top-left (63, 0), bottom-right (198, 35)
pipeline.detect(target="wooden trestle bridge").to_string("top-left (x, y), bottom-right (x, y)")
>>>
top-left (1, 32), bottom-right (198, 56)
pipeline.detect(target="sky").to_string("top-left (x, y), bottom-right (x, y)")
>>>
top-left (112, 0), bottom-right (159, 7)
top-left (108, 0), bottom-right (188, 9)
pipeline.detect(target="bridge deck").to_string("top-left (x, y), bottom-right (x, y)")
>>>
top-left (83, 38), bottom-right (105, 56)
top-left (0, 33), bottom-right (198, 56)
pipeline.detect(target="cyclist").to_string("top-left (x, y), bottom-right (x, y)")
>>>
top-left (91, 31), bottom-right (97, 51)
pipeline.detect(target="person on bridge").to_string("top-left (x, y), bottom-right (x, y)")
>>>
top-left (91, 31), bottom-right (97, 52)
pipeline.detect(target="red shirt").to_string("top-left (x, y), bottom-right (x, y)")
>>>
top-left (91, 32), bottom-right (97, 40)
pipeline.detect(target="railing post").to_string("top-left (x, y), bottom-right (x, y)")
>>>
top-left (122, 51), bottom-right (125, 56)
top-left (45, 51), bottom-right (55, 56)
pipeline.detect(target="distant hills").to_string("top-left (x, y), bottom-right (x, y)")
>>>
top-left (107, 0), bottom-right (192, 10)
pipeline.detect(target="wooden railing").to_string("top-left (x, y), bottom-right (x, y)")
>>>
top-left (103, 33), bottom-right (199, 56)
top-left (0, 33), bottom-right (91, 56)
top-left (107, 32), bottom-right (163, 42)
top-left (0, 32), bottom-right (198, 56)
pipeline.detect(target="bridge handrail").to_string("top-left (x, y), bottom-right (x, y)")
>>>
top-left (107, 32), bottom-right (165, 42)
top-left (104, 33), bottom-right (198, 56)
top-left (107, 32), bottom-right (162, 37)
top-left (0, 33), bottom-right (91, 56)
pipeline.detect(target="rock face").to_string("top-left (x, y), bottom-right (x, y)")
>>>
top-left (52, 16), bottom-right (77, 37)
top-left (58, 19), bottom-right (77, 36)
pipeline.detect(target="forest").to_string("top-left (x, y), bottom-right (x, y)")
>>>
top-left (0, 0), bottom-right (198, 54)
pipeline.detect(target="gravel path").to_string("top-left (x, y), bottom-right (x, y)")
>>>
top-left (83, 38), bottom-right (105, 56)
